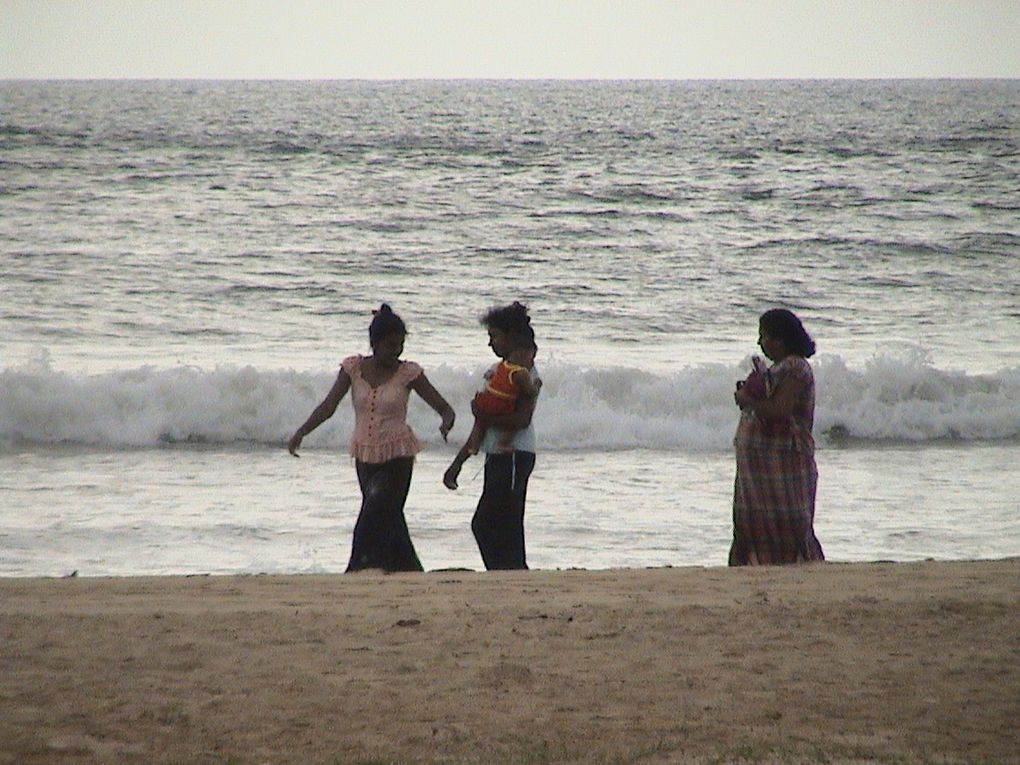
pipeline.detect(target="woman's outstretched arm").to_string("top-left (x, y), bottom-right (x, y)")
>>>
top-left (288, 369), bottom-right (352, 456)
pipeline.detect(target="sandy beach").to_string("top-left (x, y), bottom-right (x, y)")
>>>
top-left (1, 559), bottom-right (1017, 765)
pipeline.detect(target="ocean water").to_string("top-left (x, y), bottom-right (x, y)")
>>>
top-left (2, 79), bottom-right (1018, 576)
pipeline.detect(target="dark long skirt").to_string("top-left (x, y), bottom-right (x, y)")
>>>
top-left (471, 450), bottom-right (535, 570)
top-left (347, 456), bottom-right (423, 573)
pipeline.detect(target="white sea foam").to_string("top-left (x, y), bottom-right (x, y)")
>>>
top-left (4, 354), bottom-right (1018, 451)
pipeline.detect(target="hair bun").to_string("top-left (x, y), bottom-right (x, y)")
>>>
top-left (510, 301), bottom-right (530, 322)
top-left (368, 303), bottom-right (406, 345)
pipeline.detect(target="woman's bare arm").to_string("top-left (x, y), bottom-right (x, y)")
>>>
top-left (288, 369), bottom-right (351, 455)
top-left (410, 372), bottom-right (456, 441)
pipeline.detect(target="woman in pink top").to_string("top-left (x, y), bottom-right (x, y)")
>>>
top-left (288, 305), bottom-right (455, 572)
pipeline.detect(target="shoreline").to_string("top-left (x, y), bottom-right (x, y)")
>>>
top-left (2, 558), bottom-right (1018, 764)
top-left (2, 554), bottom-right (1019, 580)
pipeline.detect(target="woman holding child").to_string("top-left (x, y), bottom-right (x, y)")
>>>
top-left (730, 308), bottom-right (824, 566)
top-left (445, 302), bottom-right (541, 570)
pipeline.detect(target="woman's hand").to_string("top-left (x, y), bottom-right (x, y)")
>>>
top-left (734, 385), bottom-right (755, 410)
top-left (288, 369), bottom-right (351, 458)
top-left (439, 410), bottom-right (455, 442)
top-left (410, 372), bottom-right (455, 441)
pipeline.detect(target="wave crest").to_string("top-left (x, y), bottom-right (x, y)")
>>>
top-left (2, 354), bottom-right (1018, 451)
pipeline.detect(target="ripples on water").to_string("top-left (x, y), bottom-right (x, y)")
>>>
top-left (2, 80), bottom-right (1018, 372)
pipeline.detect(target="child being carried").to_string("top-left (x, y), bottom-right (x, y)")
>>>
top-left (443, 342), bottom-right (538, 490)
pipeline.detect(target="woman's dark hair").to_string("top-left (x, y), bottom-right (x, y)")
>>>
top-left (760, 308), bottom-right (815, 358)
top-left (368, 303), bottom-right (406, 346)
top-left (482, 301), bottom-right (536, 351)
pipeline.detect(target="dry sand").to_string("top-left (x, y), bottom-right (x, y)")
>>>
top-left (1, 559), bottom-right (1018, 765)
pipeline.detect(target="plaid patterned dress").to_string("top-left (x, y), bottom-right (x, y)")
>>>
top-left (729, 356), bottom-right (824, 565)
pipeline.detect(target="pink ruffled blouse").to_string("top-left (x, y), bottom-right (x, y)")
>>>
top-left (341, 355), bottom-right (423, 464)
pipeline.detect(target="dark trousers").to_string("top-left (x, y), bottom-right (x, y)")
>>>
top-left (347, 457), bottom-right (423, 573)
top-left (471, 450), bottom-right (535, 571)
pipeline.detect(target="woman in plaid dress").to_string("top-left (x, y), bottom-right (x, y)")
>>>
top-left (729, 309), bottom-right (825, 565)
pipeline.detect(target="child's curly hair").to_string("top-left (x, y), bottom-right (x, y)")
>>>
top-left (482, 302), bottom-right (536, 351)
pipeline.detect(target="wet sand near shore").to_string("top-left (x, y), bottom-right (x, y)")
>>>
top-left (2, 559), bottom-right (1017, 765)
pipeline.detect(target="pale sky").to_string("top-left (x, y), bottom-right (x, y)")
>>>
top-left (3, 0), bottom-right (1019, 80)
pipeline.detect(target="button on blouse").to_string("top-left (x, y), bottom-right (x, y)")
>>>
top-left (341, 355), bottom-right (423, 464)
